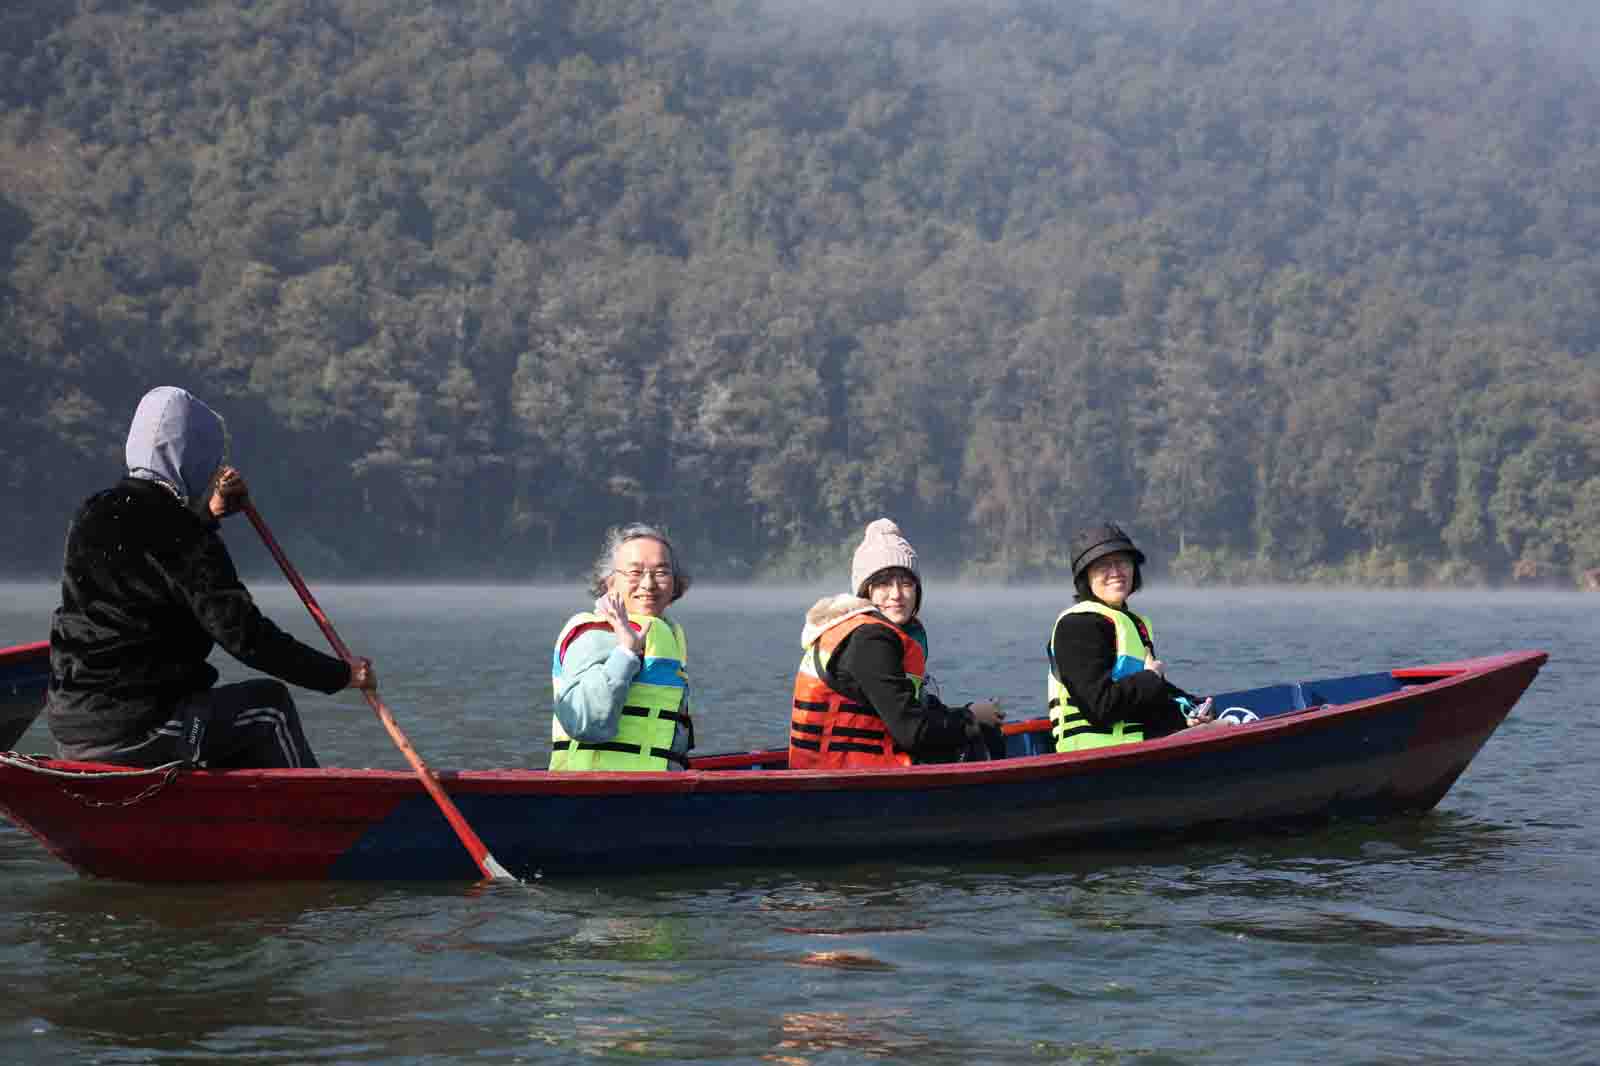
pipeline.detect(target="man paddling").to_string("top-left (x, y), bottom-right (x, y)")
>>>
top-left (45, 386), bottom-right (376, 768)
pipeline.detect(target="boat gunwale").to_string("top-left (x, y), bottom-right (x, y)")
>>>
top-left (0, 639), bottom-right (48, 667)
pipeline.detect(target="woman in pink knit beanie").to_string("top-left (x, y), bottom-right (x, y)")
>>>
top-left (788, 518), bottom-right (1004, 769)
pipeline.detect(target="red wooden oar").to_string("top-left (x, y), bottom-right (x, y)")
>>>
top-left (243, 502), bottom-right (514, 882)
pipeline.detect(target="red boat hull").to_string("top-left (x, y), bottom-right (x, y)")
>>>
top-left (0, 650), bottom-right (1546, 882)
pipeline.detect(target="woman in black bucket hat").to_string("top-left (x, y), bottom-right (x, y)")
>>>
top-left (1044, 523), bottom-right (1221, 752)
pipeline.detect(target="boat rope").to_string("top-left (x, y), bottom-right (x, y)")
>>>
top-left (0, 751), bottom-right (184, 808)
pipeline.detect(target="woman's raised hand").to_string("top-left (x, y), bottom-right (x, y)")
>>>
top-left (595, 591), bottom-right (644, 657)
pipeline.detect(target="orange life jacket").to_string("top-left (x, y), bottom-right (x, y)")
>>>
top-left (789, 611), bottom-right (926, 769)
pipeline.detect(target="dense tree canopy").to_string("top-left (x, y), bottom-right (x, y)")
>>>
top-left (3, 0), bottom-right (1598, 586)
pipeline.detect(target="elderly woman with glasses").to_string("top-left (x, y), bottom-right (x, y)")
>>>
top-left (548, 523), bottom-right (695, 772)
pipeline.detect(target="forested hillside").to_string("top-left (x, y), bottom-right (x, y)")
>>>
top-left (3, 0), bottom-right (1599, 585)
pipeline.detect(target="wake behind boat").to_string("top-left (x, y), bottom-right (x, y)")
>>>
top-left (0, 647), bottom-right (1545, 882)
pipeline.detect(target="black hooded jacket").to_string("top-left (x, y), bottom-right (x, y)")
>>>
top-left (46, 478), bottom-right (350, 754)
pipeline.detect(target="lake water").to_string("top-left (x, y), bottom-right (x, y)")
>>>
top-left (1, 581), bottom-right (1596, 1064)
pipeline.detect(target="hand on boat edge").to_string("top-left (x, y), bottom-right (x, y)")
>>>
top-left (1183, 696), bottom-right (1216, 727)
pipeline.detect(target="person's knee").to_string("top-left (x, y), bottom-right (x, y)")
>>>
top-left (240, 678), bottom-right (295, 713)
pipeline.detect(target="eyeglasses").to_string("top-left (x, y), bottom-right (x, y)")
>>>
top-left (618, 567), bottom-right (674, 584)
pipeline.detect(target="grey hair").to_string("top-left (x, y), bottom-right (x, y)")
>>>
top-left (586, 523), bottom-right (692, 603)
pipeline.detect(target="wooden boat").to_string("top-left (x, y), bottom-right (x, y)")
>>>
top-left (0, 649), bottom-right (1545, 883)
top-left (0, 641), bottom-right (48, 751)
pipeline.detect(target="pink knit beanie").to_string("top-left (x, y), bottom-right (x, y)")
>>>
top-left (851, 518), bottom-right (920, 598)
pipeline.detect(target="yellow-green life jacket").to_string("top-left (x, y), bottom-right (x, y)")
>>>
top-left (1046, 600), bottom-right (1152, 752)
top-left (549, 612), bottom-right (689, 771)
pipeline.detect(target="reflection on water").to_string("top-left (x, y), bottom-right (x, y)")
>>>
top-left (1206, 904), bottom-right (1528, 948)
top-left (792, 950), bottom-right (894, 971)
top-left (561, 915), bottom-right (696, 963)
top-left (19, 884), bottom-right (368, 1058)
top-left (765, 1009), bottom-right (922, 1064)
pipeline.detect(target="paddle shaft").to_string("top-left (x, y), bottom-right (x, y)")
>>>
top-left (242, 502), bottom-right (514, 882)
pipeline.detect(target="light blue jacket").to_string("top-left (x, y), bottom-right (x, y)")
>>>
top-left (552, 625), bottom-right (694, 751)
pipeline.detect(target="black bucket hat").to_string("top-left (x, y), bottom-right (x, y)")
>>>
top-left (1070, 523), bottom-right (1146, 579)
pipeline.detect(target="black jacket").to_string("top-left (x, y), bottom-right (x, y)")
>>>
top-left (46, 477), bottom-right (350, 753)
top-left (828, 621), bottom-right (980, 762)
top-left (1049, 605), bottom-right (1195, 739)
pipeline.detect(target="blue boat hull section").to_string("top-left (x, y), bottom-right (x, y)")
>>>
top-left (331, 695), bottom-right (1436, 880)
